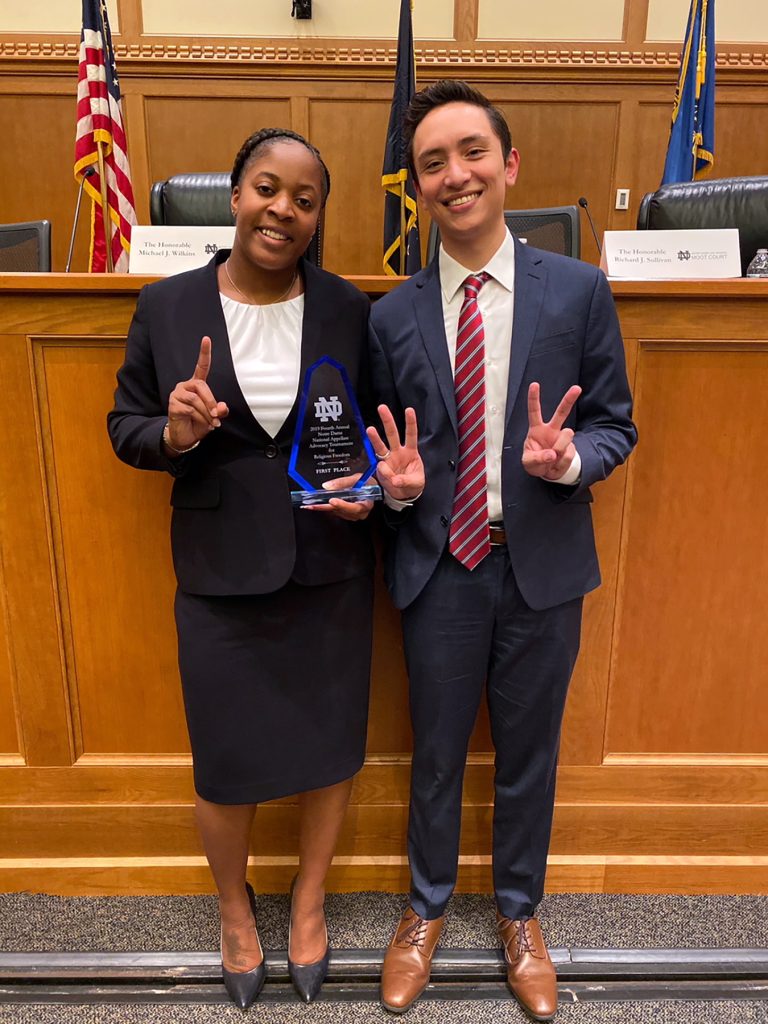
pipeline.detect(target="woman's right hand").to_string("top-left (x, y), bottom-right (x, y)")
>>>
top-left (166, 336), bottom-right (229, 451)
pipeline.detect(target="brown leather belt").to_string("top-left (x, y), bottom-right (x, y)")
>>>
top-left (488, 524), bottom-right (507, 546)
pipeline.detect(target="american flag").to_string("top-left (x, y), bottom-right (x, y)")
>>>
top-left (74, 0), bottom-right (136, 272)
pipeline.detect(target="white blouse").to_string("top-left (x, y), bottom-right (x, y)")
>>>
top-left (221, 293), bottom-right (305, 439)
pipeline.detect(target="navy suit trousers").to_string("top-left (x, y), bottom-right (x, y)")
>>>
top-left (401, 544), bottom-right (583, 921)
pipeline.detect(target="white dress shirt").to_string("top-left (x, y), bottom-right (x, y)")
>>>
top-left (221, 293), bottom-right (304, 438)
top-left (439, 233), bottom-right (581, 521)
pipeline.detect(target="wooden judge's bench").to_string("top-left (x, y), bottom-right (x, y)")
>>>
top-left (1, 274), bottom-right (766, 895)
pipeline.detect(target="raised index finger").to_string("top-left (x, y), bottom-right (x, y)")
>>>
top-left (403, 406), bottom-right (419, 450)
top-left (193, 336), bottom-right (212, 381)
top-left (527, 382), bottom-right (543, 427)
top-left (549, 384), bottom-right (582, 429)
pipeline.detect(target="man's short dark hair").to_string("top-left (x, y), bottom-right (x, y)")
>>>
top-left (404, 80), bottom-right (513, 181)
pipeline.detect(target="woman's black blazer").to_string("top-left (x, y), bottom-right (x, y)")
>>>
top-left (107, 250), bottom-right (374, 596)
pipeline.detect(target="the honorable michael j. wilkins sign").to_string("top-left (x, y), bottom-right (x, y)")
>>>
top-left (600, 229), bottom-right (741, 280)
top-left (129, 226), bottom-right (236, 275)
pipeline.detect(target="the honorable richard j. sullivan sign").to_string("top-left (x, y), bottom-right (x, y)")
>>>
top-left (129, 226), bottom-right (236, 275)
top-left (600, 229), bottom-right (741, 280)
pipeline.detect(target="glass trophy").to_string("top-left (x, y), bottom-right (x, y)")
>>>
top-left (288, 355), bottom-right (383, 507)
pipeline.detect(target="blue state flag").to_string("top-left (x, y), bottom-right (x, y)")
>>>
top-left (382, 0), bottom-right (421, 276)
top-left (661, 0), bottom-right (716, 185)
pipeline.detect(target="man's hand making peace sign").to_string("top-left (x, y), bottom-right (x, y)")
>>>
top-left (522, 381), bottom-right (582, 481)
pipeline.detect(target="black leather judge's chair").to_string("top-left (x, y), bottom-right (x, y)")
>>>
top-left (637, 176), bottom-right (768, 275)
top-left (426, 205), bottom-right (581, 263)
top-left (0, 220), bottom-right (51, 271)
top-left (150, 173), bottom-right (324, 267)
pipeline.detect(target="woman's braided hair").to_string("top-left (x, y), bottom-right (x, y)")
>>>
top-left (230, 128), bottom-right (331, 205)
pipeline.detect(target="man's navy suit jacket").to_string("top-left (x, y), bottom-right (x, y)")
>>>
top-left (369, 238), bottom-right (638, 612)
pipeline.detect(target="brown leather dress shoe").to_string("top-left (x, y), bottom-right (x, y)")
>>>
top-left (380, 906), bottom-right (444, 1013)
top-left (497, 914), bottom-right (557, 1021)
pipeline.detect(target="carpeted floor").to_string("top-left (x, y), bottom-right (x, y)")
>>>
top-left (0, 1000), bottom-right (767, 1023)
top-left (1, 892), bottom-right (767, 952)
top-left (3, 893), bottom-right (766, 1022)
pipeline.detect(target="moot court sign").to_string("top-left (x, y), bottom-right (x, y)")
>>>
top-left (601, 229), bottom-right (741, 280)
top-left (129, 226), bottom-right (236, 275)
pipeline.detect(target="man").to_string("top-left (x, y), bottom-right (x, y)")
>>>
top-left (368, 80), bottom-right (637, 1021)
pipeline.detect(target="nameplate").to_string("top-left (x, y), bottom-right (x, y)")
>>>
top-left (600, 229), bottom-right (741, 280)
top-left (129, 226), bottom-right (235, 275)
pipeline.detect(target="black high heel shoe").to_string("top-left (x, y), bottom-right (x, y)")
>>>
top-left (221, 881), bottom-right (266, 1009)
top-left (287, 875), bottom-right (330, 1003)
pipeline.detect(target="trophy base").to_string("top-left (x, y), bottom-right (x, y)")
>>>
top-left (291, 483), bottom-right (383, 507)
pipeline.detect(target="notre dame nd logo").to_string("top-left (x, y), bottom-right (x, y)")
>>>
top-left (314, 396), bottom-right (343, 423)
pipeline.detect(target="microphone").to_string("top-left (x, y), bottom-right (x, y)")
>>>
top-left (578, 197), bottom-right (602, 257)
top-left (66, 167), bottom-right (96, 272)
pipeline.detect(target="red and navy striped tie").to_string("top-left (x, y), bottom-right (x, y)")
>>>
top-left (449, 272), bottom-right (491, 570)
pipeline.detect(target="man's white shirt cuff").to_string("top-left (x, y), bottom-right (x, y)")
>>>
top-left (384, 491), bottom-right (422, 511)
top-left (544, 449), bottom-right (582, 487)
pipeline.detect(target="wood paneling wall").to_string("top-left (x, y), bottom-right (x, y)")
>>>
top-left (1, 276), bottom-right (767, 896)
top-left (1, 0), bottom-right (767, 275)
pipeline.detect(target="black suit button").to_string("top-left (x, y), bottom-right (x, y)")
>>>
top-left (448, 459), bottom-right (456, 470)
top-left (264, 444), bottom-right (278, 459)
top-left (440, 515), bottom-right (449, 527)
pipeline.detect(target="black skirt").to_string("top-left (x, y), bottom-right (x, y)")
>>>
top-left (175, 574), bottom-right (374, 804)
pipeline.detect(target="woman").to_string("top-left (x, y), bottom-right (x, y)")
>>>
top-left (108, 128), bottom-right (423, 1008)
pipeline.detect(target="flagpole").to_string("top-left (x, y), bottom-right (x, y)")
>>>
top-left (399, 182), bottom-right (406, 275)
top-left (400, 0), bottom-right (413, 275)
top-left (96, 139), bottom-right (114, 273)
